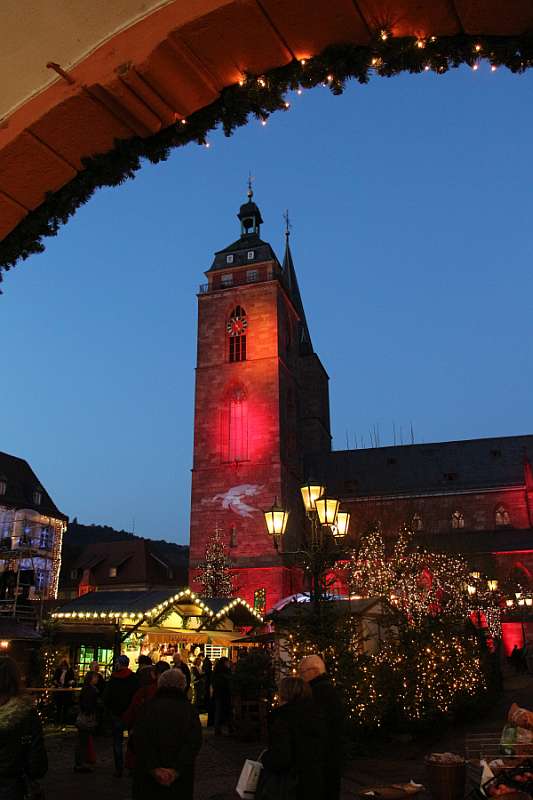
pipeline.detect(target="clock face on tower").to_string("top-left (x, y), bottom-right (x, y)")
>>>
top-left (226, 315), bottom-right (248, 336)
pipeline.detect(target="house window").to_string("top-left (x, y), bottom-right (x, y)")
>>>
top-left (109, 567), bottom-right (117, 578)
top-left (39, 528), bottom-right (51, 549)
top-left (0, 477), bottom-right (6, 496)
top-left (204, 644), bottom-right (229, 661)
top-left (451, 511), bottom-right (465, 529)
top-left (246, 269), bottom-right (258, 283)
top-left (412, 514), bottom-right (423, 531)
top-left (254, 588), bottom-right (266, 614)
top-left (70, 569), bottom-right (78, 580)
top-left (495, 505), bottom-right (511, 527)
top-left (33, 488), bottom-right (42, 505)
top-left (247, 250), bottom-right (255, 260)
top-left (226, 255), bottom-right (234, 264)
top-left (221, 273), bottom-right (233, 287)
top-left (227, 306), bottom-right (247, 363)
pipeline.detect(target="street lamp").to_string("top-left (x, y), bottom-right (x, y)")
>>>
top-left (264, 498), bottom-right (289, 540)
top-left (263, 481), bottom-right (349, 611)
top-left (467, 585), bottom-right (477, 597)
top-left (333, 511), bottom-right (350, 539)
top-left (300, 480), bottom-right (325, 514)
top-left (487, 579), bottom-right (498, 592)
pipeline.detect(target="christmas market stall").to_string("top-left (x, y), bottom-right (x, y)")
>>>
top-left (51, 587), bottom-right (263, 677)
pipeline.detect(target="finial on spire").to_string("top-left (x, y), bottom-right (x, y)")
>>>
top-left (247, 171), bottom-right (254, 200)
top-left (283, 209), bottom-right (292, 241)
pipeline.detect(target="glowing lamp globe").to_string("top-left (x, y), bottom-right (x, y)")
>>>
top-left (315, 495), bottom-right (339, 526)
top-left (467, 585), bottom-right (477, 597)
top-left (526, 598), bottom-right (533, 607)
top-left (487, 579), bottom-right (498, 591)
top-left (263, 499), bottom-right (289, 537)
top-left (333, 510), bottom-right (350, 538)
top-left (300, 480), bottom-right (325, 513)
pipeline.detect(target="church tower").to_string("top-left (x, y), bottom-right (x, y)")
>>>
top-left (189, 190), bottom-right (331, 611)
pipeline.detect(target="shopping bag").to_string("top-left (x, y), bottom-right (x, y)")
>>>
top-left (236, 758), bottom-right (263, 799)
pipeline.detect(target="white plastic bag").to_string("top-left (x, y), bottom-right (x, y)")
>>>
top-left (236, 758), bottom-right (263, 799)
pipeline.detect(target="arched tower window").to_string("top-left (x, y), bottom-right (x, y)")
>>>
top-left (451, 511), bottom-right (465, 529)
top-left (227, 306), bottom-right (247, 363)
top-left (221, 385), bottom-right (248, 462)
top-left (495, 505), bottom-right (511, 527)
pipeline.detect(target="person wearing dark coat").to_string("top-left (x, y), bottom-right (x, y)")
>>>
top-left (0, 656), bottom-right (47, 800)
top-left (172, 652), bottom-right (191, 692)
top-left (74, 671), bottom-right (99, 772)
top-left (261, 676), bottom-right (326, 800)
top-left (212, 656), bottom-right (233, 735)
top-left (52, 658), bottom-right (76, 726)
top-left (131, 667), bottom-right (202, 800)
top-left (103, 654), bottom-right (138, 777)
top-left (300, 655), bottom-right (345, 800)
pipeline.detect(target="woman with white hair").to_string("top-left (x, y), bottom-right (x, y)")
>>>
top-left (130, 668), bottom-right (202, 799)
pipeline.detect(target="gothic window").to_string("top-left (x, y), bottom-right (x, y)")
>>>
top-left (495, 505), bottom-right (511, 527)
top-left (412, 513), bottom-right (423, 531)
top-left (451, 511), bottom-right (465, 529)
top-left (33, 487), bottom-right (42, 505)
top-left (227, 306), bottom-right (247, 363)
top-left (222, 386), bottom-right (248, 462)
top-left (0, 477), bottom-right (6, 496)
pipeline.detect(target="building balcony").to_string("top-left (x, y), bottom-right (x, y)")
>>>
top-left (199, 264), bottom-right (280, 294)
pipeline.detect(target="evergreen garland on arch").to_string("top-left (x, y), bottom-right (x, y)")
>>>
top-left (2, 30), bottom-right (533, 283)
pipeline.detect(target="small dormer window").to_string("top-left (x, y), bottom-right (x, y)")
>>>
top-left (33, 487), bottom-right (42, 505)
top-left (109, 567), bottom-right (117, 578)
top-left (0, 477), bottom-right (6, 496)
top-left (247, 250), bottom-right (254, 260)
top-left (70, 568), bottom-right (78, 580)
top-left (226, 254), bottom-right (234, 264)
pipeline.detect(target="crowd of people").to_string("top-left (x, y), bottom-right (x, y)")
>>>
top-left (0, 650), bottom-right (345, 800)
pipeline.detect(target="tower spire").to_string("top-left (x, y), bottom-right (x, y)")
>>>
top-left (247, 171), bottom-right (254, 200)
top-left (282, 214), bottom-right (313, 355)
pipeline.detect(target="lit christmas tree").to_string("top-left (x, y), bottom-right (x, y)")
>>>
top-left (197, 528), bottom-right (234, 598)
top-left (346, 524), bottom-right (392, 599)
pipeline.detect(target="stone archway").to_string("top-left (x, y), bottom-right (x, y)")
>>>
top-left (1, 0), bottom-right (533, 277)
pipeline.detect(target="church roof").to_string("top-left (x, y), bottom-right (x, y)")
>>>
top-left (305, 434), bottom-right (533, 498)
top-left (209, 233), bottom-right (278, 271)
top-left (282, 236), bottom-right (313, 355)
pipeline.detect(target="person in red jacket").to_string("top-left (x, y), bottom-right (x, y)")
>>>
top-left (103, 655), bottom-right (138, 777)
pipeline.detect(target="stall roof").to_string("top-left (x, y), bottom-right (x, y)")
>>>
top-left (268, 596), bottom-right (385, 621)
top-left (52, 588), bottom-right (263, 626)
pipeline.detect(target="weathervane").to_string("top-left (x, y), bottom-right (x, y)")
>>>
top-left (283, 209), bottom-right (292, 240)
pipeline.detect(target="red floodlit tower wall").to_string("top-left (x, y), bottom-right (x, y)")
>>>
top-left (189, 263), bottom-right (312, 610)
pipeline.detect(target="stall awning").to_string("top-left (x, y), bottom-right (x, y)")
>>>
top-left (52, 587), bottom-right (263, 627)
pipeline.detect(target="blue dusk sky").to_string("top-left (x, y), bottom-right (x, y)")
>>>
top-left (1, 64), bottom-right (532, 544)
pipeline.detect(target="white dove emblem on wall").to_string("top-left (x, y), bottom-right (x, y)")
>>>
top-left (207, 484), bottom-right (264, 518)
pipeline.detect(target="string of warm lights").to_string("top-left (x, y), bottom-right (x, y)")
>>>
top-left (3, 30), bottom-right (533, 276)
top-left (52, 587), bottom-right (264, 624)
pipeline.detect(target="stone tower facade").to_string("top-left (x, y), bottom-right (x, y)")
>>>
top-left (189, 192), bottom-right (331, 610)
